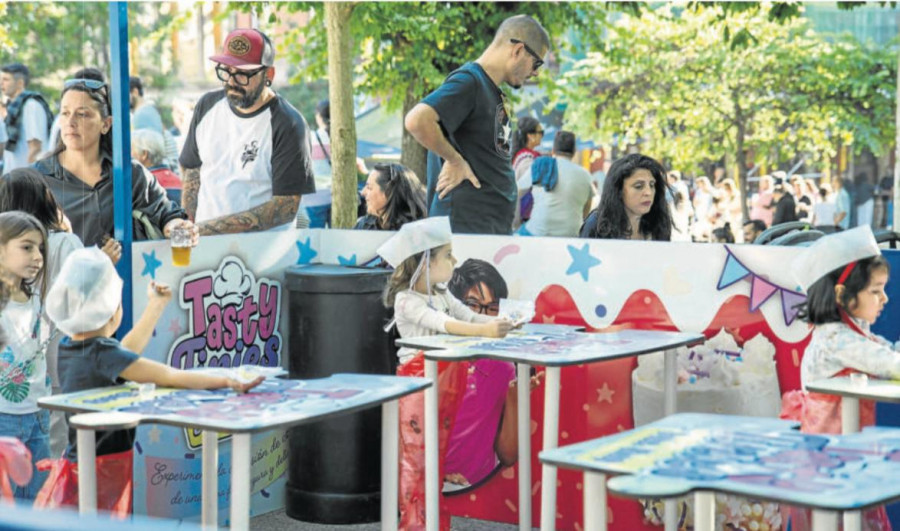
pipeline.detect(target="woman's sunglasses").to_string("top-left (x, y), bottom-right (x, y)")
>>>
top-left (63, 78), bottom-right (111, 112)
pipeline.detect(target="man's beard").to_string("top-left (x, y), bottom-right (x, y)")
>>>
top-left (226, 81), bottom-right (265, 110)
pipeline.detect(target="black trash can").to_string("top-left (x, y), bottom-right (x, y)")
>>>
top-left (283, 264), bottom-right (394, 524)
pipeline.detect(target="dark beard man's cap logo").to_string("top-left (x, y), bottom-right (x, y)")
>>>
top-left (227, 36), bottom-right (252, 57)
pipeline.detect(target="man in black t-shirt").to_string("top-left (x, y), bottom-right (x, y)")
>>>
top-left (405, 15), bottom-right (550, 235)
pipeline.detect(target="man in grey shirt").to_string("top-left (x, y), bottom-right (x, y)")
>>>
top-left (517, 131), bottom-right (593, 237)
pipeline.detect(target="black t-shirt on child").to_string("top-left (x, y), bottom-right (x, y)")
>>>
top-left (58, 336), bottom-right (140, 459)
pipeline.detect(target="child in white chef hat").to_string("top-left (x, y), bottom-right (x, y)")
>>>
top-left (781, 227), bottom-right (897, 531)
top-left (45, 247), bottom-right (264, 461)
top-left (782, 226), bottom-right (900, 435)
top-left (380, 216), bottom-right (514, 365)
top-left (378, 217), bottom-right (515, 530)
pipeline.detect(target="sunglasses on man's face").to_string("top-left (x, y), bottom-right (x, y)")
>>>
top-left (215, 65), bottom-right (267, 87)
top-left (510, 39), bottom-right (544, 72)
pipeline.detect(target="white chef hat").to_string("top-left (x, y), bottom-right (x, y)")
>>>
top-left (46, 247), bottom-right (123, 337)
top-left (791, 226), bottom-right (881, 291)
top-left (377, 217), bottom-right (452, 269)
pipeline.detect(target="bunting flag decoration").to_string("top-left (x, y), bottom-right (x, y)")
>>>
top-left (718, 246), bottom-right (807, 326)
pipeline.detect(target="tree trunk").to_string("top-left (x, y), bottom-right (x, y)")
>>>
top-left (401, 83), bottom-right (428, 185)
top-left (325, 2), bottom-right (357, 229)
top-left (732, 90), bottom-right (751, 225)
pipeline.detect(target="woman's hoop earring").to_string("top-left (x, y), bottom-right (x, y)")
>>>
top-left (266, 79), bottom-right (272, 87)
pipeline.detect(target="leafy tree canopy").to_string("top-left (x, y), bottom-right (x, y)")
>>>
top-left (551, 3), bottom-right (896, 182)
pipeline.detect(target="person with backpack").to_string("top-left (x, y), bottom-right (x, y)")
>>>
top-left (0, 64), bottom-right (52, 171)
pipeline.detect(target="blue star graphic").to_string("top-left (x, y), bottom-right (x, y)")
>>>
top-left (141, 250), bottom-right (163, 279)
top-left (296, 237), bottom-right (318, 265)
top-left (338, 254), bottom-right (357, 266)
top-left (566, 243), bottom-right (601, 282)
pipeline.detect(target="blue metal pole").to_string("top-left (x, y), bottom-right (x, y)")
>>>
top-left (109, 2), bottom-right (134, 335)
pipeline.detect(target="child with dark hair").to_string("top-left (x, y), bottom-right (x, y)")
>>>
top-left (783, 226), bottom-right (900, 434)
top-left (711, 222), bottom-right (735, 244)
top-left (781, 226), bottom-right (896, 531)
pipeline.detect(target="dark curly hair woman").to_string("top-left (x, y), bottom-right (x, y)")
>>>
top-left (580, 153), bottom-right (672, 241)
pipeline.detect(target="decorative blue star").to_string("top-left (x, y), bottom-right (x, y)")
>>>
top-left (141, 250), bottom-right (163, 279)
top-left (566, 243), bottom-right (601, 282)
top-left (338, 254), bottom-right (357, 266)
top-left (296, 237), bottom-right (318, 265)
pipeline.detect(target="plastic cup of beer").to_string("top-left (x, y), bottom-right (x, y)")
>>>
top-left (170, 225), bottom-right (192, 267)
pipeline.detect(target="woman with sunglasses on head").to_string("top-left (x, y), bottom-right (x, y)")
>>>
top-left (33, 77), bottom-right (196, 249)
top-left (510, 116), bottom-right (544, 229)
top-left (354, 163), bottom-right (428, 231)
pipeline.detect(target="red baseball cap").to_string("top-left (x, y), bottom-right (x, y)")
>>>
top-left (210, 28), bottom-right (274, 70)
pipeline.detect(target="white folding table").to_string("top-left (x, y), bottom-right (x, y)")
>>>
top-left (40, 373), bottom-right (431, 530)
top-left (398, 325), bottom-right (703, 531)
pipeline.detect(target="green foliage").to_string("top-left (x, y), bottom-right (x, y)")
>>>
top-left (0, 2), bottom-right (184, 102)
top-left (551, 4), bottom-right (896, 179)
top-left (277, 80), bottom-right (329, 126)
top-left (241, 2), bottom-right (610, 114)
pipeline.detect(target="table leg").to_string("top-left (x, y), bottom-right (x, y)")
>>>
top-left (229, 433), bottom-right (252, 531)
top-left (812, 509), bottom-right (840, 531)
top-left (583, 472), bottom-right (607, 531)
top-left (841, 397), bottom-right (860, 434)
top-left (664, 500), bottom-right (678, 531)
top-left (202, 430), bottom-right (218, 529)
top-left (381, 399), bottom-right (400, 531)
top-left (539, 366), bottom-right (561, 531)
top-left (693, 492), bottom-right (715, 531)
top-left (663, 348), bottom-right (677, 417)
top-left (517, 363), bottom-right (531, 531)
top-left (663, 349), bottom-right (678, 531)
top-left (76, 429), bottom-right (96, 515)
top-left (425, 359), bottom-right (439, 531)
top-left (844, 511), bottom-right (863, 531)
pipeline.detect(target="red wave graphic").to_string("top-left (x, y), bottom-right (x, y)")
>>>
top-left (446, 285), bottom-right (811, 530)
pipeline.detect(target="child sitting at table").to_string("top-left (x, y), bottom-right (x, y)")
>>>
top-left (783, 226), bottom-right (900, 434)
top-left (782, 226), bottom-right (899, 531)
top-left (38, 247), bottom-right (263, 513)
top-left (379, 217), bottom-right (515, 530)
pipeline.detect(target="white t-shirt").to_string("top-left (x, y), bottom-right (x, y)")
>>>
top-left (394, 289), bottom-right (492, 364)
top-left (811, 200), bottom-right (837, 227)
top-left (180, 90), bottom-right (316, 224)
top-left (3, 98), bottom-right (48, 171)
top-left (520, 157), bottom-right (593, 237)
top-left (0, 295), bottom-right (50, 414)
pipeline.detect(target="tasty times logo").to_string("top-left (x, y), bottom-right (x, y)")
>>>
top-left (168, 257), bottom-right (282, 371)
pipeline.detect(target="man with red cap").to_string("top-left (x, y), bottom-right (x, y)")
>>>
top-left (180, 28), bottom-right (315, 234)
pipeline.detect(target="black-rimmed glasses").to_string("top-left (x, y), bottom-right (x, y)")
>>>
top-left (63, 78), bottom-right (110, 111)
top-left (510, 39), bottom-right (544, 71)
top-left (215, 65), bottom-right (267, 87)
top-left (463, 298), bottom-right (500, 315)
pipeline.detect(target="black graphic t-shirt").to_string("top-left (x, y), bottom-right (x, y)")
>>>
top-left (422, 62), bottom-right (516, 235)
top-left (180, 90), bottom-right (316, 223)
top-left (58, 336), bottom-right (140, 459)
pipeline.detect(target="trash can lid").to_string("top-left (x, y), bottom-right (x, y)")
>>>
top-left (283, 264), bottom-right (391, 294)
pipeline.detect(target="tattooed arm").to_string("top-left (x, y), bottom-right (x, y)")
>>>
top-left (181, 167), bottom-right (201, 221)
top-left (196, 195), bottom-right (301, 235)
